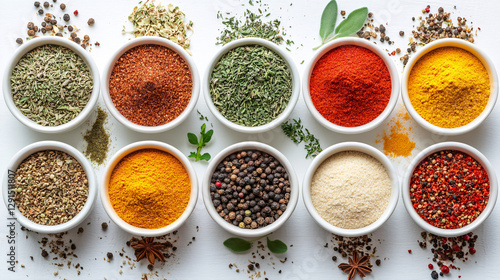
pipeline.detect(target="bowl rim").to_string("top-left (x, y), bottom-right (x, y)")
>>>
top-left (201, 141), bottom-right (299, 238)
top-left (401, 141), bottom-right (498, 237)
top-left (203, 37), bottom-right (300, 133)
top-left (302, 37), bottom-right (400, 134)
top-left (401, 38), bottom-right (499, 135)
top-left (100, 141), bottom-right (198, 236)
top-left (101, 37), bottom-right (200, 133)
top-left (2, 141), bottom-right (97, 233)
top-left (302, 142), bottom-right (399, 237)
top-left (2, 37), bottom-right (100, 134)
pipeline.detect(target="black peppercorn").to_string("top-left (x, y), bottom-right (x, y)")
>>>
top-left (107, 252), bottom-right (113, 260)
top-left (50, 19), bottom-right (57, 25)
top-left (38, 9), bottom-right (44, 15)
top-left (63, 13), bottom-right (70, 21)
top-left (43, 1), bottom-right (49, 8)
top-left (34, 1), bottom-right (40, 7)
top-left (16, 38), bottom-right (23, 44)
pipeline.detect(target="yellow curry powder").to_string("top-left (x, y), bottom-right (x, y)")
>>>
top-left (408, 47), bottom-right (490, 128)
top-left (109, 149), bottom-right (191, 229)
top-left (377, 109), bottom-right (415, 158)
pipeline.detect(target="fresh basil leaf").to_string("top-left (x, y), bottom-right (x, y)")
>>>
top-left (223, 238), bottom-right (252, 252)
top-left (187, 133), bottom-right (199, 145)
top-left (267, 237), bottom-right (287, 254)
top-left (319, 0), bottom-right (338, 42)
top-left (188, 152), bottom-right (197, 158)
top-left (334, 7), bottom-right (368, 38)
top-left (200, 153), bottom-right (211, 161)
top-left (203, 129), bottom-right (214, 143)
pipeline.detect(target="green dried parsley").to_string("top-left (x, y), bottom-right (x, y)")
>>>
top-left (124, 0), bottom-right (193, 55)
top-left (83, 107), bottom-right (110, 165)
top-left (210, 45), bottom-right (292, 127)
top-left (10, 44), bottom-right (93, 126)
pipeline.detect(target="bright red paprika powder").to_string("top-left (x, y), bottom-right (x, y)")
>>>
top-left (309, 45), bottom-right (391, 127)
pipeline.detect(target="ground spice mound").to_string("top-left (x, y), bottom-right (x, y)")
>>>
top-left (309, 45), bottom-right (391, 127)
top-left (379, 109), bottom-right (415, 157)
top-left (83, 107), bottom-right (109, 165)
top-left (109, 44), bottom-right (192, 126)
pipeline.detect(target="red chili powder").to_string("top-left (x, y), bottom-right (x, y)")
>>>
top-left (309, 45), bottom-right (391, 127)
top-left (109, 44), bottom-right (192, 126)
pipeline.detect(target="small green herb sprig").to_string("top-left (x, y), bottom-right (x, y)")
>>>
top-left (187, 123), bottom-right (213, 161)
top-left (281, 119), bottom-right (322, 159)
top-left (313, 0), bottom-right (368, 50)
top-left (224, 235), bottom-right (287, 254)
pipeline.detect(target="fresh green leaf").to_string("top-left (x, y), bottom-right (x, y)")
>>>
top-left (188, 152), bottom-right (197, 158)
top-left (203, 129), bottom-right (214, 143)
top-left (333, 7), bottom-right (368, 38)
top-left (201, 123), bottom-right (207, 134)
top-left (223, 238), bottom-right (252, 252)
top-left (200, 153), bottom-right (211, 161)
top-left (267, 237), bottom-right (287, 254)
top-left (319, 0), bottom-right (338, 42)
top-left (187, 133), bottom-right (199, 145)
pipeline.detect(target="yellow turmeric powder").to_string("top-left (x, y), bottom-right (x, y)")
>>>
top-left (109, 149), bottom-right (191, 229)
top-left (408, 47), bottom-right (490, 128)
top-left (377, 108), bottom-right (415, 157)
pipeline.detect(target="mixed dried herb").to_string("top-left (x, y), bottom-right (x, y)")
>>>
top-left (124, 0), bottom-right (193, 55)
top-left (281, 118), bottom-right (322, 158)
top-left (224, 236), bottom-right (287, 254)
top-left (210, 45), bottom-right (292, 127)
top-left (83, 107), bottom-right (110, 165)
top-left (11, 45), bottom-right (93, 126)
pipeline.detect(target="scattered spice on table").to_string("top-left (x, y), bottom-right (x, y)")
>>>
top-left (408, 47), bottom-right (489, 128)
top-left (109, 44), bottom-right (192, 126)
top-left (309, 45), bottom-right (391, 127)
top-left (410, 150), bottom-right (489, 229)
top-left (124, 0), bottom-right (193, 55)
top-left (311, 151), bottom-right (391, 229)
top-left (338, 252), bottom-right (372, 280)
top-left (109, 149), bottom-right (191, 229)
top-left (210, 45), bottom-right (292, 127)
top-left (33, 231), bottom-right (84, 275)
top-left (377, 108), bottom-right (415, 158)
top-left (210, 150), bottom-right (291, 229)
top-left (11, 45), bottom-right (93, 126)
top-left (13, 150), bottom-right (89, 225)
top-left (83, 107), bottom-right (110, 165)
top-left (356, 12), bottom-right (395, 46)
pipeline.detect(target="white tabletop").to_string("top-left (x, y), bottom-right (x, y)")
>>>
top-left (1, 0), bottom-right (499, 279)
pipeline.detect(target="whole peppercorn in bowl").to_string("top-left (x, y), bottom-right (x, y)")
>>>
top-left (202, 142), bottom-right (299, 238)
top-left (402, 142), bottom-right (498, 237)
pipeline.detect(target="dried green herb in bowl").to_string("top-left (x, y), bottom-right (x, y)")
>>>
top-left (10, 44), bottom-right (93, 127)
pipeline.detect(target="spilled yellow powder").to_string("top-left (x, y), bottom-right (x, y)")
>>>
top-left (377, 109), bottom-right (415, 157)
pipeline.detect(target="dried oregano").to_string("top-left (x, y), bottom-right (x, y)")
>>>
top-left (124, 0), bottom-right (193, 55)
top-left (10, 45), bottom-right (93, 126)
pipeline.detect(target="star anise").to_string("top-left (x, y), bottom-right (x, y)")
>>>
top-left (131, 237), bottom-right (165, 265)
top-left (338, 251), bottom-right (372, 280)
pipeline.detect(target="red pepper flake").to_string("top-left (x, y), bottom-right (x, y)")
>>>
top-left (441, 265), bottom-right (449, 274)
top-left (74, 10), bottom-right (78, 16)
top-left (408, 249), bottom-right (412, 254)
top-left (109, 44), bottom-right (192, 126)
top-left (410, 150), bottom-right (489, 229)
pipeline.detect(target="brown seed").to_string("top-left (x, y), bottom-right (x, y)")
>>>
top-left (16, 38), bottom-right (23, 44)
top-left (70, 32), bottom-right (77, 38)
top-left (60, 3), bottom-right (65, 10)
top-left (84, 35), bottom-right (90, 41)
top-left (28, 30), bottom-right (35, 36)
top-left (43, 1), bottom-right (49, 8)
top-left (87, 18), bottom-right (95, 26)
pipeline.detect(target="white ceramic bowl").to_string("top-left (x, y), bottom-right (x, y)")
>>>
top-left (102, 37), bottom-right (200, 133)
top-left (2, 141), bottom-right (97, 233)
top-left (202, 141), bottom-right (299, 238)
top-left (3, 37), bottom-right (100, 133)
top-left (303, 142), bottom-right (399, 237)
top-left (401, 39), bottom-right (498, 135)
top-left (303, 38), bottom-right (399, 134)
top-left (203, 38), bottom-right (300, 133)
top-left (101, 141), bottom-right (198, 236)
top-left (402, 142), bottom-right (498, 237)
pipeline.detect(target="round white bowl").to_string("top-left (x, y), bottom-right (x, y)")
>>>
top-left (303, 142), bottom-right (399, 237)
top-left (202, 141), bottom-right (299, 238)
top-left (3, 37), bottom-right (100, 133)
top-left (401, 39), bottom-right (498, 135)
top-left (302, 38), bottom-right (400, 134)
top-left (101, 141), bottom-right (198, 236)
top-left (102, 37), bottom-right (200, 133)
top-left (2, 141), bottom-right (97, 233)
top-left (203, 38), bottom-right (300, 133)
top-left (402, 142), bottom-right (498, 237)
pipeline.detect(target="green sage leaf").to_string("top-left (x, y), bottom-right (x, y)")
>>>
top-left (334, 7), bottom-right (368, 38)
top-left (319, 0), bottom-right (338, 42)
top-left (267, 237), bottom-right (287, 254)
top-left (223, 238), bottom-right (252, 252)
top-left (200, 153), bottom-right (211, 161)
top-left (187, 133), bottom-right (198, 145)
top-left (203, 129), bottom-right (214, 143)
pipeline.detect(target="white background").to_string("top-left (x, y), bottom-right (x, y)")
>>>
top-left (1, 0), bottom-right (499, 279)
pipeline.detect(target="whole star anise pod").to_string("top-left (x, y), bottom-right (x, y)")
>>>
top-left (338, 251), bottom-right (372, 280)
top-left (131, 237), bottom-right (165, 265)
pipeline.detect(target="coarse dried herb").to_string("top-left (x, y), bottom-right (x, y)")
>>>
top-left (187, 123), bottom-right (213, 162)
top-left (216, 8), bottom-right (292, 46)
top-left (10, 45), bottom-right (93, 126)
top-left (281, 118), bottom-right (322, 158)
top-left (124, 0), bottom-right (193, 55)
top-left (210, 45), bottom-right (292, 127)
top-left (83, 107), bottom-right (110, 165)
top-left (224, 235), bottom-right (287, 254)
